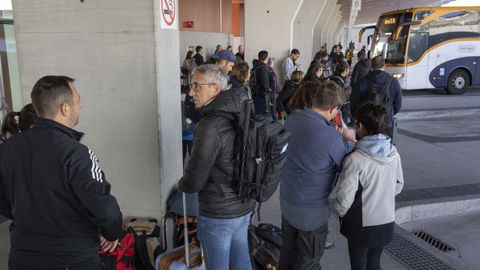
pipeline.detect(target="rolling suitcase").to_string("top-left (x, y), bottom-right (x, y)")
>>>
top-left (156, 192), bottom-right (205, 270)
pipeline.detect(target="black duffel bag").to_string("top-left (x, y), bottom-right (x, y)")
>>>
top-left (248, 223), bottom-right (283, 270)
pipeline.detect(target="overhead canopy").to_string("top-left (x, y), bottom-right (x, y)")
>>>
top-left (338, 0), bottom-right (455, 25)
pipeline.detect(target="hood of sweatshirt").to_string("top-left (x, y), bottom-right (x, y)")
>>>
top-left (355, 134), bottom-right (397, 163)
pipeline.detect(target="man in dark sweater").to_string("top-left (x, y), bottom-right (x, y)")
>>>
top-left (350, 55), bottom-right (402, 137)
top-left (0, 76), bottom-right (122, 270)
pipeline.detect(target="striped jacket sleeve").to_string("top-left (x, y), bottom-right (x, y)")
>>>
top-left (68, 145), bottom-right (123, 241)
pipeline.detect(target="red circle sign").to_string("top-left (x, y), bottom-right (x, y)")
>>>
top-left (161, 0), bottom-right (176, 26)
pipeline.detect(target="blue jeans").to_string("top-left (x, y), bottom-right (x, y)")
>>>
top-left (197, 213), bottom-right (252, 270)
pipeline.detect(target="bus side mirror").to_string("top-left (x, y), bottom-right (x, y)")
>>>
top-left (359, 25), bottom-right (377, 43)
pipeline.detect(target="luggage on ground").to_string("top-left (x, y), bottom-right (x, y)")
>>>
top-left (248, 223), bottom-right (283, 270)
top-left (126, 218), bottom-right (164, 270)
top-left (98, 229), bottom-right (136, 270)
top-left (164, 188), bottom-right (199, 248)
top-left (156, 192), bottom-right (205, 270)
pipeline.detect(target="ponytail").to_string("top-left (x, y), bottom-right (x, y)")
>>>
top-left (1, 111), bottom-right (21, 140)
top-left (0, 103), bottom-right (37, 141)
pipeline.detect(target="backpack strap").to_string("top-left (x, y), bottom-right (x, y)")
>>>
top-left (384, 76), bottom-right (394, 97)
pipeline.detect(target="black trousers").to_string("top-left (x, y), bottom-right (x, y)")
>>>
top-left (9, 259), bottom-right (101, 270)
top-left (347, 239), bottom-right (384, 270)
top-left (279, 218), bottom-right (328, 270)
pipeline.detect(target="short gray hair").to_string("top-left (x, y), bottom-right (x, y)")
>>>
top-left (192, 64), bottom-right (229, 91)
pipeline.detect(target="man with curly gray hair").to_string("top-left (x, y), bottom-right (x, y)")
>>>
top-left (178, 64), bottom-right (254, 270)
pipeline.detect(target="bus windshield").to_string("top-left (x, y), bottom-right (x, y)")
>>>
top-left (373, 12), bottom-right (413, 64)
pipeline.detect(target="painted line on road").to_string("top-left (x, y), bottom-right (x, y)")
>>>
top-left (398, 129), bottom-right (480, 143)
top-left (396, 108), bottom-right (480, 121)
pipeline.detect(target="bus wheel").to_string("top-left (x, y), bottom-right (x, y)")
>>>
top-left (445, 69), bottom-right (470, 95)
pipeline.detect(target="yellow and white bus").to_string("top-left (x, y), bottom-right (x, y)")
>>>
top-left (361, 6), bottom-right (480, 94)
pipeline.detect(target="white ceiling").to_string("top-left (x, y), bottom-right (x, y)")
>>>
top-left (339, 0), bottom-right (455, 26)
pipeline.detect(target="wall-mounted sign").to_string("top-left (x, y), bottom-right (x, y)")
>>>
top-left (183, 21), bottom-right (194, 29)
top-left (160, 0), bottom-right (178, 30)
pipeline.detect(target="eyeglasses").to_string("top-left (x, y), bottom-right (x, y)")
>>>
top-left (189, 82), bottom-right (215, 92)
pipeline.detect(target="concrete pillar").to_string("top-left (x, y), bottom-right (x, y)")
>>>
top-left (153, 0), bottom-right (183, 218)
top-left (312, 0), bottom-right (336, 55)
top-left (329, 8), bottom-right (342, 45)
top-left (320, 4), bottom-right (339, 49)
top-left (12, 0), bottom-right (182, 219)
top-left (292, 0), bottom-right (328, 69)
top-left (335, 24), bottom-right (346, 46)
top-left (245, 0), bottom-right (303, 81)
top-left (327, 15), bottom-right (341, 46)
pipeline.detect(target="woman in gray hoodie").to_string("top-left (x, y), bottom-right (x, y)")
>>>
top-left (334, 103), bottom-right (404, 270)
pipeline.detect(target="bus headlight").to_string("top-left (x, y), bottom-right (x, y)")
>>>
top-left (392, 73), bottom-right (404, 79)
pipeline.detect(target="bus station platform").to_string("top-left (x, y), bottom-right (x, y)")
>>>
top-left (1, 88), bottom-right (480, 270)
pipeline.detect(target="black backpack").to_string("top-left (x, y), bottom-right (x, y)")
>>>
top-left (321, 60), bottom-right (334, 79)
top-left (249, 65), bottom-right (269, 97)
top-left (365, 76), bottom-right (393, 106)
top-left (212, 100), bottom-right (291, 204)
top-left (126, 218), bottom-right (164, 270)
top-left (248, 223), bottom-right (283, 269)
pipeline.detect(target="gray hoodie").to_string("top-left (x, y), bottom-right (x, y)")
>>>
top-left (335, 134), bottom-right (404, 227)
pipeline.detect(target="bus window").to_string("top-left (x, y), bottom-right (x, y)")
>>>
top-left (373, 12), bottom-right (412, 63)
top-left (414, 10), bottom-right (434, 21)
top-left (428, 10), bottom-right (480, 49)
top-left (385, 26), bottom-right (409, 64)
top-left (407, 27), bottom-right (429, 63)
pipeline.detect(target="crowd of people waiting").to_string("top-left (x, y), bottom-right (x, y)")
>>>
top-left (0, 40), bottom-right (404, 270)
top-left (177, 41), bottom-right (404, 270)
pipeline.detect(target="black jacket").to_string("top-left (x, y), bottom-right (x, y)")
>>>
top-left (351, 70), bottom-right (403, 132)
top-left (178, 87), bottom-right (254, 218)
top-left (0, 118), bottom-right (122, 267)
top-left (252, 59), bottom-right (271, 96)
top-left (350, 58), bottom-right (371, 87)
top-left (276, 80), bottom-right (300, 114)
top-left (193, 53), bottom-right (204, 66)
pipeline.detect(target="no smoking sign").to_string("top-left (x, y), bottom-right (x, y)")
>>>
top-left (160, 0), bottom-right (178, 29)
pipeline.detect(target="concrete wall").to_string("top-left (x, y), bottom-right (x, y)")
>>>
top-left (245, 0), bottom-right (303, 83)
top-left (179, 31), bottom-right (232, 63)
top-left (12, 0), bottom-right (182, 219)
top-left (293, 0), bottom-right (327, 70)
top-left (314, 0), bottom-right (336, 52)
top-left (324, 5), bottom-right (341, 47)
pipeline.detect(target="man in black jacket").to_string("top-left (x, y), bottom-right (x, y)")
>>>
top-left (350, 50), bottom-right (371, 87)
top-left (178, 65), bottom-right (254, 270)
top-left (251, 50), bottom-right (274, 115)
top-left (193, 45), bottom-right (204, 66)
top-left (0, 76), bottom-right (123, 270)
top-left (351, 56), bottom-right (402, 137)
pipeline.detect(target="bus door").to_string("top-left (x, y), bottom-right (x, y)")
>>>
top-left (406, 25), bottom-right (430, 89)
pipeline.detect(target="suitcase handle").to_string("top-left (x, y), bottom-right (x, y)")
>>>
top-left (182, 192), bottom-right (190, 268)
